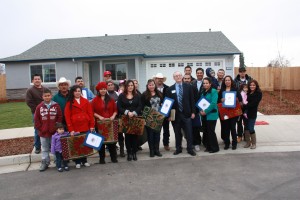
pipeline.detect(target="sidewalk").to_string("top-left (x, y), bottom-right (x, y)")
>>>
top-left (1, 114), bottom-right (300, 174)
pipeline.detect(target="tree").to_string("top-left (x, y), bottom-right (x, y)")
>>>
top-left (0, 64), bottom-right (5, 75)
top-left (239, 53), bottom-right (246, 68)
top-left (267, 54), bottom-right (290, 104)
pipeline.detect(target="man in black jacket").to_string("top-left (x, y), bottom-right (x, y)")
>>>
top-left (153, 73), bottom-right (171, 151)
top-left (166, 71), bottom-right (196, 156)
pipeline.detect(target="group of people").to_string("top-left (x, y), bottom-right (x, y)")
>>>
top-left (25, 66), bottom-right (262, 172)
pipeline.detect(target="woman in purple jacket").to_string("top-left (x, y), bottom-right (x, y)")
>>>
top-left (51, 123), bottom-right (69, 172)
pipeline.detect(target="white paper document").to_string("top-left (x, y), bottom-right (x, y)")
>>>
top-left (224, 92), bottom-right (236, 107)
top-left (86, 133), bottom-right (103, 148)
top-left (160, 98), bottom-right (174, 116)
top-left (197, 98), bottom-right (210, 111)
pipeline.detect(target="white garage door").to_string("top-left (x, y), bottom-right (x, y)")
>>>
top-left (146, 60), bottom-right (224, 86)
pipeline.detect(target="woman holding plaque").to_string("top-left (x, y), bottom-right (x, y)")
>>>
top-left (91, 82), bottom-right (118, 164)
top-left (218, 75), bottom-right (242, 150)
top-left (199, 77), bottom-right (219, 153)
top-left (117, 80), bottom-right (142, 161)
top-left (141, 79), bottom-right (164, 157)
top-left (244, 80), bottom-right (262, 149)
top-left (65, 85), bottom-right (95, 169)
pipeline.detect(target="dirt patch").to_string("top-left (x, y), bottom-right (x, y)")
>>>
top-left (0, 137), bottom-right (34, 157)
top-left (259, 90), bottom-right (300, 115)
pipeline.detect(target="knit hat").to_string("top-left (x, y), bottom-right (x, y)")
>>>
top-left (96, 81), bottom-right (107, 91)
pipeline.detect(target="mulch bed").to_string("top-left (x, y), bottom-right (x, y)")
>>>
top-left (0, 137), bottom-right (34, 157)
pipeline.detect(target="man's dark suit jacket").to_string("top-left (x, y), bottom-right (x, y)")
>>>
top-left (166, 82), bottom-right (195, 118)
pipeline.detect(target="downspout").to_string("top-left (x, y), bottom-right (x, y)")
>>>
top-left (72, 58), bottom-right (78, 77)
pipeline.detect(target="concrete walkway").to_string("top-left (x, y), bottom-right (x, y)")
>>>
top-left (1, 114), bottom-right (300, 174)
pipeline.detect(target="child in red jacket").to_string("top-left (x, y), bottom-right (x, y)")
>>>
top-left (34, 88), bottom-right (62, 172)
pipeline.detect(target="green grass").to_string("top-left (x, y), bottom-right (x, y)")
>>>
top-left (0, 102), bottom-right (33, 130)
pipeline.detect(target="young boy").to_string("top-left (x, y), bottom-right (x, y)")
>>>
top-left (51, 123), bottom-right (69, 172)
top-left (34, 88), bottom-right (62, 172)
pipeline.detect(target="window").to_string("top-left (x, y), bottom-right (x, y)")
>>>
top-left (30, 63), bottom-right (56, 83)
top-left (150, 64), bottom-right (157, 68)
top-left (160, 64), bottom-right (166, 67)
top-left (196, 62), bottom-right (202, 66)
top-left (205, 62), bottom-right (211, 66)
top-left (169, 63), bottom-right (175, 67)
top-left (105, 63), bottom-right (127, 80)
top-left (187, 63), bottom-right (193, 66)
top-left (214, 62), bottom-right (221, 66)
top-left (178, 63), bottom-right (184, 67)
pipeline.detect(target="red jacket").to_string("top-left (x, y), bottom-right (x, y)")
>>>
top-left (34, 101), bottom-right (62, 138)
top-left (65, 96), bottom-right (95, 133)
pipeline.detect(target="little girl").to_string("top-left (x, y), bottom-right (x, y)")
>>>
top-left (51, 123), bottom-right (69, 172)
top-left (240, 83), bottom-right (248, 118)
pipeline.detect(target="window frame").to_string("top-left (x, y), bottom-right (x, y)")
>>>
top-left (29, 62), bottom-right (56, 85)
top-left (104, 62), bottom-right (128, 81)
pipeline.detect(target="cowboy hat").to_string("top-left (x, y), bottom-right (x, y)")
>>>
top-left (153, 73), bottom-right (167, 82)
top-left (56, 77), bottom-right (71, 89)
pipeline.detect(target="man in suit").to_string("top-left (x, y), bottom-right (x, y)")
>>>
top-left (166, 71), bottom-right (196, 156)
top-left (191, 68), bottom-right (205, 150)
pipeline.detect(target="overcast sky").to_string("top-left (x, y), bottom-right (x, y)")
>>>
top-left (1, 0), bottom-right (300, 67)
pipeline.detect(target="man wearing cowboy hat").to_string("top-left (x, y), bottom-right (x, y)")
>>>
top-left (153, 73), bottom-right (171, 151)
top-left (52, 77), bottom-right (71, 127)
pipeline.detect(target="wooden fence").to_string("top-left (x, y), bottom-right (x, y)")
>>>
top-left (234, 67), bottom-right (300, 91)
top-left (0, 75), bottom-right (6, 101)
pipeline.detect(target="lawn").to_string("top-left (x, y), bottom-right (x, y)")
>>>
top-left (0, 102), bottom-right (33, 130)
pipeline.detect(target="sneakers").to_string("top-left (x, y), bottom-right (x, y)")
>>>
top-left (57, 168), bottom-right (63, 172)
top-left (39, 160), bottom-right (48, 172)
top-left (84, 162), bottom-right (90, 167)
top-left (35, 148), bottom-right (41, 154)
top-left (64, 166), bottom-right (69, 171)
top-left (76, 164), bottom-right (81, 169)
top-left (194, 145), bottom-right (200, 152)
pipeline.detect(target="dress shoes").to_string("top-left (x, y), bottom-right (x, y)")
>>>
top-left (224, 145), bottom-right (229, 150)
top-left (209, 150), bottom-right (219, 153)
top-left (204, 149), bottom-right (211, 152)
top-left (132, 153), bottom-right (137, 161)
top-left (164, 145), bottom-right (170, 151)
top-left (232, 146), bottom-right (237, 150)
top-left (173, 150), bottom-right (182, 155)
top-left (188, 150), bottom-right (196, 156)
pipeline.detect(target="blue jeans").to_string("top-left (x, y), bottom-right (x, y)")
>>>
top-left (55, 152), bottom-right (68, 169)
top-left (32, 114), bottom-right (41, 149)
top-left (247, 118), bottom-right (257, 134)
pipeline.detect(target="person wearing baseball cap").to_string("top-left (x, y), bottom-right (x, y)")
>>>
top-left (103, 70), bottom-right (119, 91)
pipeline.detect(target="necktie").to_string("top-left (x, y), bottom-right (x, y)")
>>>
top-left (178, 84), bottom-right (183, 112)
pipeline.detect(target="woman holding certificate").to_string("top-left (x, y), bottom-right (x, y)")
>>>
top-left (218, 75), bottom-right (242, 150)
top-left (141, 79), bottom-right (164, 157)
top-left (65, 85), bottom-right (95, 169)
top-left (91, 82), bottom-right (118, 164)
top-left (244, 80), bottom-right (262, 149)
top-left (117, 80), bottom-right (142, 161)
top-left (199, 77), bottom-right (219, 153)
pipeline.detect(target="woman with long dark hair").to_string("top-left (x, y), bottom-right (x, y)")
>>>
top-left (244, 80), bottom-right (262, 149)
top-left (65, 85), bottom-right (95, 169)
top-left (218, 75), bottom-right (242, 150)
top-left (200, 77), bottom-right (220, 153)
top-left (91, 82), bottom-right (118, 164)
top-left (117, 80), bottom-right (142, 161)
top-left (141, 79), bottom-right (164, 157)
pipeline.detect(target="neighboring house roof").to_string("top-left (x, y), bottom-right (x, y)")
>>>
top-left (0, 31), bottom-right (241, 63)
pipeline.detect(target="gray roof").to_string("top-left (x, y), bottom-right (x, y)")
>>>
top-left (0, 31), bottom-right (241, 62)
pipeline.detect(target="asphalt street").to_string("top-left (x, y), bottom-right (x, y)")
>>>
top-left (1, 151), bottom-right (300, 200)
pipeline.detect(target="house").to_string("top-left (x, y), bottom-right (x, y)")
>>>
top-left (0, 31), bottom-right (241, 100)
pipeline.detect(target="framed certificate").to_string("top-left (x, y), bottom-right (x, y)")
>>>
top-left (222, 91), bottom-right (236, 108)
top-left (196, 97), bottom-right (210, 111)
top-left (160, 97), bottom-right (175, 117)
top-left (83, 131), bottom-right (105, 151)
